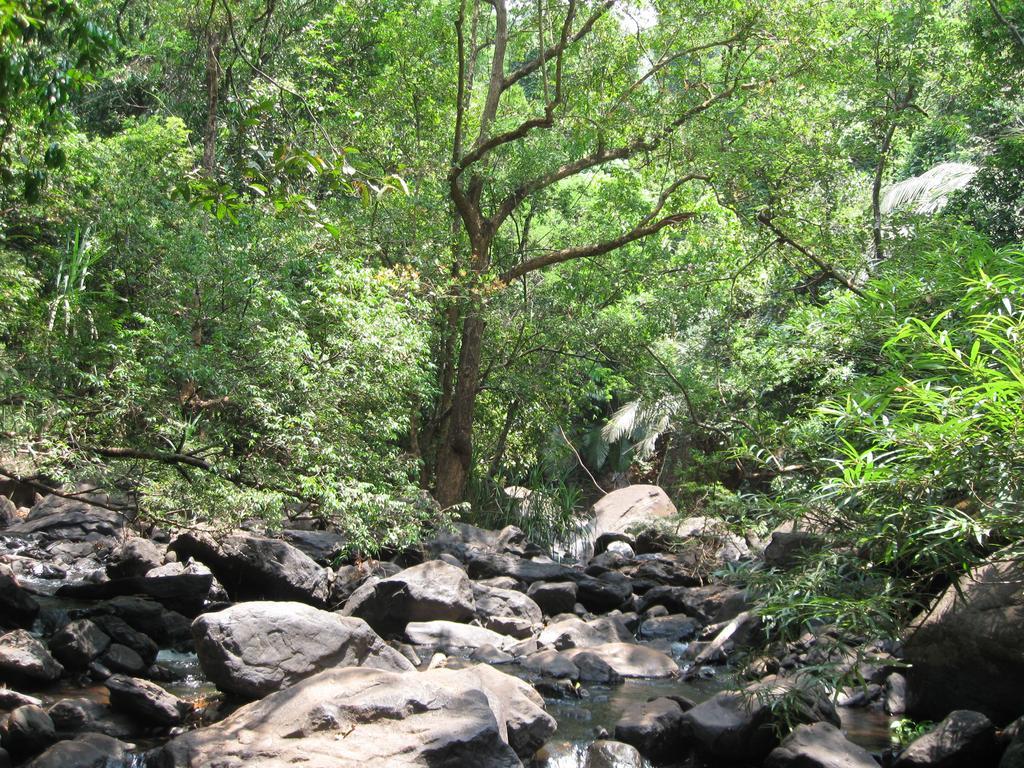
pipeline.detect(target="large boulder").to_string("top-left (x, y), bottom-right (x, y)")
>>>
top-left (561, 643), bottom-right (678, 679)
top-left (47, 619), bottom-right (110, 671)
top-left (538, 616), bottom-right (634, 649)
top-left (765, 722), bottom-right (879, 768)
top-left (614, 696), bottom-right (691, 762)
top-left (155, 666), bottom-right (549, 767)
top-left (903, 556), bottom-right (1024, 722)
top-left (106, 537), bottom-right (165, 578)
top-left (168, 531), bottom-right (330, 606)
top-left (0, 631), bottom-right (63, 685)
top-left (590, 486), bottom-right (677, 548)
top-left (4, 495), bottom-right (125, 541)
top-left (473, 582), bottom-right (543, 639)
top-left (105, 675), bottom-right (191, 727)
top-left (57, 572), bottom-right (218, 616)
top-left (192, 601), bottom-right (413, 699)
top-left (527, 582), bottom-right (578, 616)
top-left (342, 560), bottom-right (475, 635)
top-left (893, 710), bottom-right (996, 768)
top-left (467, 551), bottom-right (576, 584)
top-left (280, 529), bottom-right (347, 565)
top-left (0, 705), bottom-right (56, 760)
top-left (679, 678), bottom-right (839, 765)
top-left (0, 567), bottom-right (39, 631)
top-left (23, 733), bottom-right (132, 768)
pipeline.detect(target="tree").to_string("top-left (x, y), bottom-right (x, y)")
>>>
top-left (431, 0), bottom-right (800, 506)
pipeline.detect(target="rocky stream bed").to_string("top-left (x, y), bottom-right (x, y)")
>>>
top-left (0, 484), bottom-right (1019, 767)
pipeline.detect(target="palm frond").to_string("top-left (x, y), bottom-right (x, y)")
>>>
top-left (602, 400), bottom-right (643, 444)
top-left (881, 162), bottom-right (978, 215)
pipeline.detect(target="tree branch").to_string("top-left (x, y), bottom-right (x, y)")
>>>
top-left (756, 211), bottom-right (866, 298)
top-left (988, 0), bottom-right (1024, 50)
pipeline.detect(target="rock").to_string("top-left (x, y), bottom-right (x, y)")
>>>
top-left (0, 690), bottom-right (41, 711)
top-left (57, 573), bottom-right (215, 616)
top-left (522, 649), bottom-right (580, 680)
top-left (192, 601), bottom-right (414, 699)
top-left (106, 537), bottom-right (165, 578)
top-left (0, 496), bottom-right (16, 528)
top-left (679, 678), bottom-right (838, 765)
top-left (467, 551), bottom-right (576, 584)
top-left (589, 486), bottom-right (678, 557)
top-left (903, 556), bottom-right (1024, 722)
top-left (571, 651), bottom-right (622, 684)
top-left (168, 530), bottom-right (330, 606)
top-left (405, 620), bottom-right (519, 653)
top-left (93, 596), bottom-right (191, 646)
top-left (342, 560), bottom-right (475, 635)
top-left (694, 610), bottom-right (762, 665)
top-left (639, 614), bottom-right (701, 641)
top-left (528, 581), bottom-right (579, 616)
top-left (615, 697), bottom-right (690, 762)
top-left (105, 674), bottom-right (191, 727)
top-left (4, 495), bottom-right (125, 541)
top-left (99, 643), bottom-right (146, 676)
top-left (0, 567), bottom-right (39, 630)
top-left (894, 710), bottom-right (996, 768)
top-left (562, 643), bottom-right (678, 679)
top-left (90, 615), bottom-right (158, 666)
top-left (156, 666), bottom-right (542, 767)
top-left (23, 733), bottom-right (131, 768)
top-left (48, 619), bottom-right (111, 671)
top-left (537, 615), bottom-right (634, 649)
top-left (765, 722), bottom-right (879, 768)
top-left (764, 530), bottom-right (823, 569)
top-left (584, 740), bottom-right (644, 768)
top-left (0, 705), bottom-right (55, 759)
top-left (280, 529), bottom-right (347, 565)
top-left (426, 664), bottom-right (556, 756)
top-left (473, 582), bottom-right (543, 639)
top-left (576, 572), bottom-right (633, 613)
top-left (605, 540), bottom-right (635, 559)
top-left (0, 631), bottom-right (63, 685)
top-left (886, 672), bottom-right (907, 715)
top-left (47, 698), bottom-right (135, 739)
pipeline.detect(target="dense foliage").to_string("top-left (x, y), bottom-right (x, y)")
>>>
top-left (0, 0), bottom-right (1022, 655)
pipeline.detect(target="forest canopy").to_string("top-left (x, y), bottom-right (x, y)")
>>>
top-left (1, 0), bottom-right (1023, 637)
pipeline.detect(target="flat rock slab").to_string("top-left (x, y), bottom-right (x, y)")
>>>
top-left (405, 620), bottom-right (519, 653)
top-left (766, 722), bottom-right (879, 768)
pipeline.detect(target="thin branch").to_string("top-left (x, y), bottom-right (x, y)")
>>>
top-left (756, 211), bottom-right (867, 298)
top-left (988, 0), bottom-right (1024, 50)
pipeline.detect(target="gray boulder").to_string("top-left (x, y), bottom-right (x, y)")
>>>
top-left (192, 601), bottom-right (413, 699)
top-left (0, 705), bottom-right (55, 759)
top-left (105, 675), bottom-right (191, 727)
top-left (527, 581), bottom-right (578, 616)
top-left (903, 556), bottom-right (1024, 722)
top-left (615, 696), bottom-right (691, 761)
top-left (584, 740), bottom-right (644, 768)
top-left (155, 665), bottom-right (549, 767)
top-left (537, 616), bottom-right (633, 649)
top-left (0, 631), bottom-right (63, 685)
top-left (473, 582), bottom-right (543, 639)
top-left (894, 710), bottom-right (996, 768)
top-left (5, 495), bottom-right (124, 541)
top-left (106, 537), bottom-right (165, 578)
top-left (0, 567), bottom-right (39, 630)
top-left (562, 643), bottom-right (678, 678)
top-left (588, 486), bottom-right (678, 558)
top-left (405, 620), bottom-right (519, 653)
top-left (23, 733), bottom-right (132, 768)
top-left (342, 560), bottom-right (476, 635)
top-left (168, 530), bottom-right (330, 606)
top-left (765, 722), bottom-right (879, 768)
top-left (48, 619), bottom-right (111, 671)
top-left (639, 614), bottom-right (701, 641)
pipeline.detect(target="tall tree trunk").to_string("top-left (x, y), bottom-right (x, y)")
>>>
top-left (435, 308), bottom-right (485, 508)
top-left (202, 25), bottom-right (221, 175)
